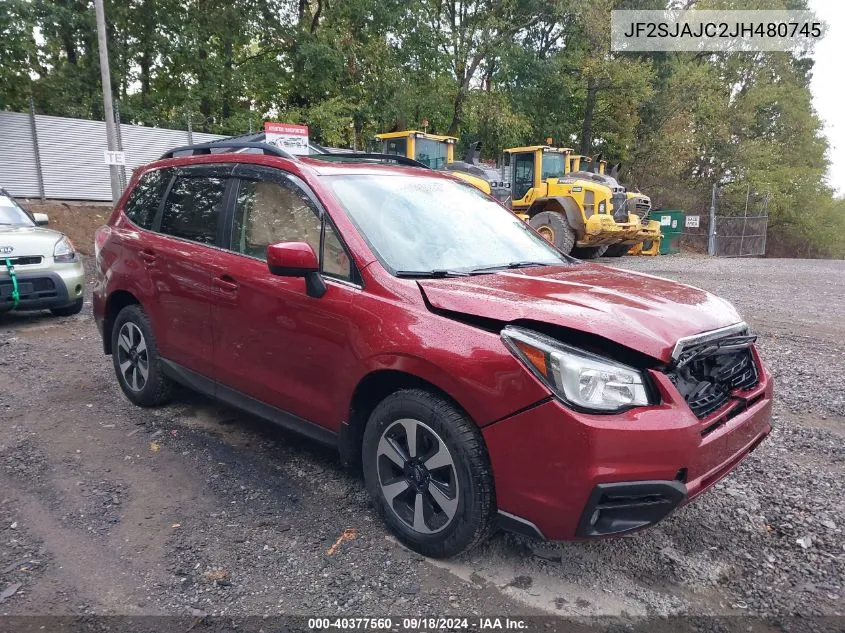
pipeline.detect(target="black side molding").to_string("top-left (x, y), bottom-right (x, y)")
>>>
top-left (159, 359), bottom-right (337, 447)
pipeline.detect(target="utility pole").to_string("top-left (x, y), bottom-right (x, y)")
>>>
top-left (707, 184), bottom-right (717, 256)
top-left (94, 0), bottom-right (122, 203)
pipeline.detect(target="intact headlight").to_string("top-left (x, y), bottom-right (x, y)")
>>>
top-left (54, 235), bottom-right (76, 262)
top-left (501, 326), bottom-right (654, 412)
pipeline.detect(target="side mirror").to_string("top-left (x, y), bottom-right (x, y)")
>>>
top-left (266, 241), bottom-right (326, 298)
top-left (33, 212), bottom-right (49, 226)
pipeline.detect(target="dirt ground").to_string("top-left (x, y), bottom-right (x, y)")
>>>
top-left (0, 253), bottom-right (843, 626)
top-left (17, 200), bottom-right (111, 256)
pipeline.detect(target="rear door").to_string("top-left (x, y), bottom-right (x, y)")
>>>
top-left (149, 164), bottom-right (235, 379)
top-left (211, 164), bottom-right (359, 429)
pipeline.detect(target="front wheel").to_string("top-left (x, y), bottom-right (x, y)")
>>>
top-left (362, 389), bottom-right (494, 558)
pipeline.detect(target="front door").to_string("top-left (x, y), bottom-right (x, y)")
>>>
top-left (211, 165), bottom-right (359, 430)
top-left (511, 152), bottom-right (536, 204)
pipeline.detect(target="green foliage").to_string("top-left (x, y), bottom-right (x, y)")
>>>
top-left (1, 0), bottom-right (842, 257)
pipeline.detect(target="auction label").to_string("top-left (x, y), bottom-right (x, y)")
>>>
top-left (308, 617), bottom-right (528, 631)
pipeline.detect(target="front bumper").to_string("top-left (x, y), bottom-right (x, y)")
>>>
top-left (484, 359), bottom-right (773, 541)
top-left (0, 259), bottom-right (85, 311)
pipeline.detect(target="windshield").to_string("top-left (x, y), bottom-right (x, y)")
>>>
top-left (326, 175), bottom-right (570, 275)
top-left (541, 152), bottom-right (567, 179)
top-left (0, 195), bottom-right (34, 227)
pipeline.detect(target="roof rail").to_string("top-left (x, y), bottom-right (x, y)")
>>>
top-left (159, 140), bottom-right (298, 161)
top-left (307, 152), bottom-right (430, 168)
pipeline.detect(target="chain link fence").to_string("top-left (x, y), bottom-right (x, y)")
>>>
top-left (680, 187), bottom-right (768, 257)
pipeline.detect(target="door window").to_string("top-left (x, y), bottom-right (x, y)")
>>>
top-left (124, 168), bottom-right (171, 230)
top-left (159, 174), bottom-right (226, 244)
top-left (233, 179), bottom-right (322, 259)
top-left (232, 178), bottom-right (354, 282)
top-left (513, 153), bottom-right (535, 200)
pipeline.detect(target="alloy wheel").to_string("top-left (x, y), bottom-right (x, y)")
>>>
top-left (376, 418), bottom-right (459, 534)
top-left (116, 322), bottom-right (149, 392)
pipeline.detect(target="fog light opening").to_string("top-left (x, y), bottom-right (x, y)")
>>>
top-left (589, 508), bottom-right (601, 526)
top-left (75, 284), bottom-right (82, 295)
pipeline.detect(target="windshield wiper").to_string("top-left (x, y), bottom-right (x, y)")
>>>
top-left (394, 269), bottom-right (471, 278)
top-left (468, 261), bottom-right (554, 274)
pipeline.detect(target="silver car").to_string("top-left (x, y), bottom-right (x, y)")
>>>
top-left (0, 189), bottom-right (85, 316)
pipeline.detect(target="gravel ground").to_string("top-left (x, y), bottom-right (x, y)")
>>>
top-left (0, 255), bottom-right (842, 624)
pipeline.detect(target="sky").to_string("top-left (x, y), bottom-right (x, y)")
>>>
top-left (808, 0), bottom-right (845, 195)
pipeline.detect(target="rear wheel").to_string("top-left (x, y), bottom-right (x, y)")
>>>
top-left (571, 245), bottom-right (608, 259)
top-left (50, 299), bottom-right (83, 317)
top-left (529, 211), bottom-right (576, 255)
top-left (362, 389), bottom-right (494, 558)
top-left (603, 244), bottom-right (630, 258)
top-left (111, 304), bottom-right (174, 407)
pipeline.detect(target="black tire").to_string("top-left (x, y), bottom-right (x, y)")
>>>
top-left (50, 299), bottom-right (83, 317)
top-left (362, 389), bottom-right (494, 558)
top-left (571, 245), bottom-right (608, 259)
top-left (529, 210), bottom-right (576, 254)
top-left (603, 244), bottom-right (630, 258)
top-left (111, 304), bottom-right (174, 407)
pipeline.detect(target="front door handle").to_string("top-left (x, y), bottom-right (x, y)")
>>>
top-left (213, 275), bottom-right (239, 292)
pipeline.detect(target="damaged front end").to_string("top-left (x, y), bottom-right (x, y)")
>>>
top-left (664, 323), bottom-right (760, 418)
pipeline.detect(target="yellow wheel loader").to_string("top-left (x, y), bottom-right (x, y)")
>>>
top-left (503, 146), bottom-right (661, 258)
top-left (563, 153), bottom-right (662, 257)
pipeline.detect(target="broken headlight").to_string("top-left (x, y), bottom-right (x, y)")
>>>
top-left (501, 326), bottom-right (653, 412)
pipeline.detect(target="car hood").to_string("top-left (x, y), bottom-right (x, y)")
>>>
top-left (0, 226), bottom-right (63, 257)
top-left (417, 263), bottom-right (742, 363)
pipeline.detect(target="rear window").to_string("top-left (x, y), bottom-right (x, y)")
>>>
top-left (123, 169), bottom-right (171, 230)
top-left (159, 175), bottom-right (227, 244)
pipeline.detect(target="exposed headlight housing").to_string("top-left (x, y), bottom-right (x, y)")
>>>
top-left (598, 201), bottom-right (606, 214)
top-left (501, 326), bottom-right (654, 413)
top-left (54, 236), bottom-right (76, 262)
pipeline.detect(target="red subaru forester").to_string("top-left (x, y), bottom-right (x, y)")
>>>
top-left (93, 140), bottom-right (772, 558)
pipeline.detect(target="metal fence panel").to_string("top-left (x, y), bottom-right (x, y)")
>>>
top-left (0, 111), bottom-right (43, 198)
top-left (714, 215), bottom-right (768, 257)
top-left (0, 111), bottom-right (226, 201)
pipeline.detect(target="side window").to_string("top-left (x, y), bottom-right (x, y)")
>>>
top-left (123, 168), bottom-right (170, 230)
top-left (322, 221), bottom-right (352, 281)
top-left (159, 174), bottom-right (226, 244)
top-left (233, 179), bottom-right (321, 259)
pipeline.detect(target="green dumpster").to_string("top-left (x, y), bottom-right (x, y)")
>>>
top-left (652, 209), bottom-right (685, 255)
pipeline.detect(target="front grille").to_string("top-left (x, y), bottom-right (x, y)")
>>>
top-left (666, 337), bottom-right (760, 419)
top-left (629, 196), bottom-right (651, 218)
top-left (4, 256), bottom-right (43, 266)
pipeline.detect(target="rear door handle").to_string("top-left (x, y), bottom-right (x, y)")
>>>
top-left (213, 275), bottom-right (239, 292)
top-left (139, 250), bottom-right (156, 264)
